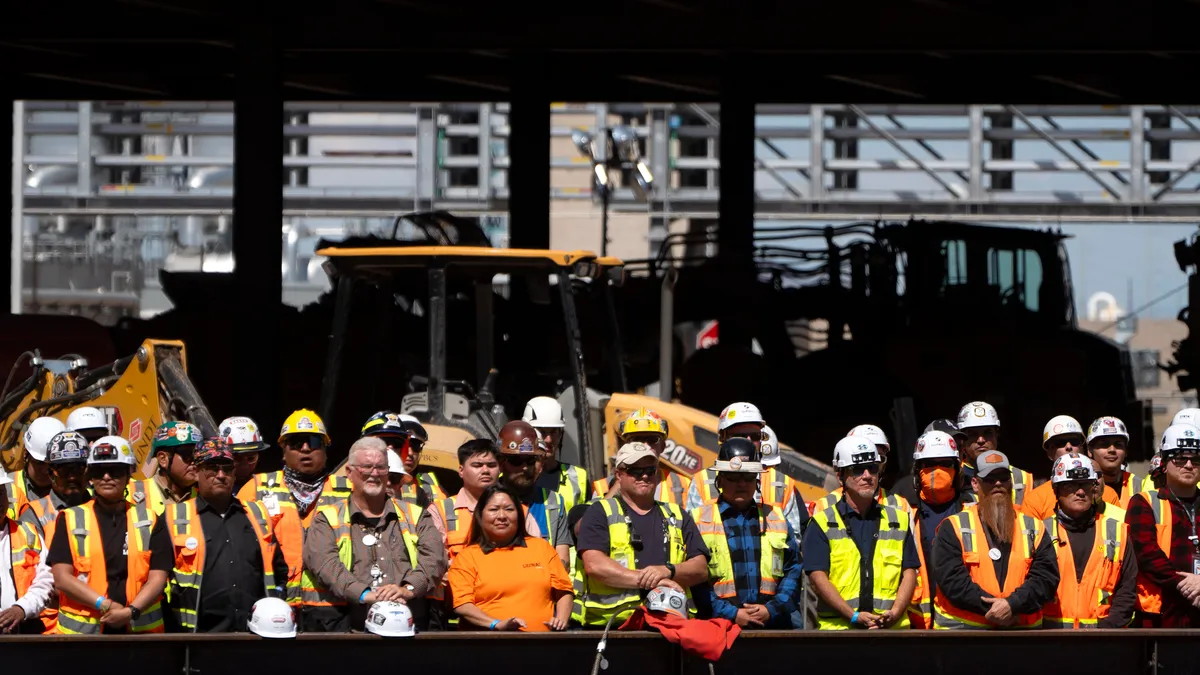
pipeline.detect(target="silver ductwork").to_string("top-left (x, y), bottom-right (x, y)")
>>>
top-left (187, 166), bottom-right (233, 189)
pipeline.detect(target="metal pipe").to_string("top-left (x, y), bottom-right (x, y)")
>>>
top-left (659, 266), bottom-right (679, 403)
top-left (1005, 105), bottom-right (1121, 201)
top-left (11, 101), bottom-right (24, 314)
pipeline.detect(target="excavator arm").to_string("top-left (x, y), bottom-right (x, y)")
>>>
top-left (0, 339), bottom-right (216, 479)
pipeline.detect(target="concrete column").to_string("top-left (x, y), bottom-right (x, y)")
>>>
top-left (716, 59), bottom-right (756, 352)
top-left (233, 3), bottom-right (283, 425)
top-left (507, 52), bottom-right (551, 249)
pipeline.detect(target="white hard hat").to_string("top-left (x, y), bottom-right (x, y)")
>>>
top-left (847, 424), bottom-right (890, 451)
top-left (248, 597), bottom-right (296, 638)
top-left (1086, 416), bottom-right (1130, 444)
top-left (387, 448), bottom-right (407, 475)
top-left (1160, 423), bottom-right (1200, 454)
top-left (957, 401), bottom-right (1001, 430)
top-left (833, 436), bottom-right (882, 469)
top-left (1172, 408), bottom-right (1200, 427)
top-left (0, 465), bottom-right (12, 487)
top-left (718, 402), bottom-right (765, 432)
top-left (522, 396), bottom-right (565, 429)
top-left (759, 425), bottom-right (780, 466)
top-left (23, 417), bottom-right (67, 463)
top-left (66, 407), bottom-right (108, 433)
top-left (1050, 452), bottom-right (1100, 484)
top-left (87, 436), bottom-right (136, 467)
top-left (912, 430), bottom-right (960, 462)
top-left (219, 416), bottom-right (268, 453)
top-left (1042, 415), bottom-right (1084, 447)
top-left (365, 600), bottom-right (416, 637)
top-left (646, 585), bottom-right (688, 619)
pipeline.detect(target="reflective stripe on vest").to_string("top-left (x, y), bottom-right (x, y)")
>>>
top-left (166, 500), bottom-right (279, 630)
top-left (760, 467), bottom-right (793, 509)
top-left (655, 471), bottom-right (687, 505)
top-left (558, 464), bottom-right (589, 511)
top-left (691, 502), bottom-right (788, 599)
top-left (1117, 472), bottom-right (1142, 509)
top-left (127, 478), bottom-right (196, 517)
top-left (540, 488), bottom-right (563, 548)
top-left (301, 499), bottom-right (420, 607)
top-left (697, 469), bottom-right (719, 505)
top-left (6, 472), bottom-right (30, 521)
top-left (572, 498), bottom-right (689, 626)
top-left (417, 472), bottom-right (446, 501)
top-left (249, 471), bottom-right (352, 523)
top-left (1041, 508), bottom-right (1127, 629)
top-left (1010, 467), bottom-right (1032, 507)
top-left (908, 515), bottom-right (933, 629)
top-left (8, 519), bottom-right (54, 631)
top-left (814, 488), bottom-right (907, 515)
top-left (810, 501), bottom-right (911, 630)
top-left (932, 506), bottom-right (1043, 630)
top-left (1135, 491), bottom-right (1172, 615)
top-left (57, 501), bottom-right (165, 634)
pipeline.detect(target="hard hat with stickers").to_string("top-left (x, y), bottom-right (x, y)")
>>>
top-left (957, 401), bottom-right (1001, 430)
top-left (833, 436), bottom-right (882, 469)
top-left (1050, 452), bottom-right (1100, 484)
top-left (152, 421), bottom-right (203, 452)
top-left (361, 411), bottom-right (408, 439)
top-left (847, 424), bottom-right (890, 451)
top-left (279, 409), bottom-right (329, 444)
top-left (1086, 416), bottom-right (1129, 444)
top-left (759, 425), bottom-right (781, 466)
top-left (1041, 415), bottom-right (1084, 446)
top-left (366, 600), bottom-right (416, 638)
top-left (220, 416), bottom-right (269, 454)
top-left (1160, 423), bottom-right (1200, 455)
top-left (617, 407), bottom-right (669, 439)
top-left (47, 431), bottom-right (90, 465)
top-left (717, 402), bottom-right (765, 432)
top-left (912, 430), bottom-right (960, 462)
top-left (66, 406), bottom-right (108, 433)
top-left (87, 436), bottom-right (137, 467)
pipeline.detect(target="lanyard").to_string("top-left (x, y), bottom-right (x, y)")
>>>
top-left (1171, 496), bottom-right (1200, 552)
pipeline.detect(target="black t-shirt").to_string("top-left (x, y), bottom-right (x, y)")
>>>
top-left (47, 502), bottom-right (174, 610)
top-left (576, 497), bottom-right (709, 569)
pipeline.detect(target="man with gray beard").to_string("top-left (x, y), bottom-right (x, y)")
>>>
top-left (931, 451), bottom-right (1059, 629)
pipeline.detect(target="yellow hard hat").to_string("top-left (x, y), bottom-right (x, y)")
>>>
top-left (279, 409), bottom-right (330, 444)
top-left (617, 407), bottom-right (668, 440)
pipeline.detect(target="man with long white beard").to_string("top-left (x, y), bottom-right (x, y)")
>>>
top-left (932, 450), bottom-right (1059, 629)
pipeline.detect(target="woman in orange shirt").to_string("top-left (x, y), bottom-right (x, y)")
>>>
top-left (447, 485), bottom-right (573, 631)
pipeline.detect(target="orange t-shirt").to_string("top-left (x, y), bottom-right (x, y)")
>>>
top-left (1019, 479), bottom-right (1120, 520)
top-left (447, 536), bottom-right (573, 632)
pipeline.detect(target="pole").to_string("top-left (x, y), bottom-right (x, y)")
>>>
top-left (601, 179), bottom-right (610, 257)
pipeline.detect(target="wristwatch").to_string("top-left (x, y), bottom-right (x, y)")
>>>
top-left (128, 605), bottom-right (143, 621)
top-left (665, 563), bottom-right (676, 579)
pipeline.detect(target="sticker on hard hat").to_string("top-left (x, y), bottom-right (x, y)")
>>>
top-left (851, 451), bottom-right (875, 464)
top-left (729, 457), bottom-right (743, 470)
top-left (974, 407), bottom-right (985, 417)
top-left (669, 596), bottom-right (684, 609)
top-left (518, 438), bottom-right (534, 453)
top-left (727, 410), bottom-right (736, 420)
top-left (175, 426), bottom-right (190, 442)
top-left (297, 417), bottom-right (315, 431)
top-left (372, 614), bottom-right (387, 626)
top-left (1053, 424), bottom-right (1064, 434)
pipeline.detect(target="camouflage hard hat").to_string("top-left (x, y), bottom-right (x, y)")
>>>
top-left (152, 421), bottom-right (203, 452)
top-left (194, 437), bottom-right (234, 465)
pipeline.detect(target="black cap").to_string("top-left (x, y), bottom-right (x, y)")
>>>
top-left (925, 418), bottom-right (966, 441)
top-left (718, 437), bottom-right (760, 463)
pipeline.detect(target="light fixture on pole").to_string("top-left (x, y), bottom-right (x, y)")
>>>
top-left (572, 125), bottom-right (655, 256)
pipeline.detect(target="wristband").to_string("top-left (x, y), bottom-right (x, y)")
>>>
top-left (851, 610), bottom-right (860, 626)
top-left (359, 588), bottom-right (370, 603)
top-left (95, 596), bottom-right (108, 611)
top-left (489, 619), bottom-right (500, 631)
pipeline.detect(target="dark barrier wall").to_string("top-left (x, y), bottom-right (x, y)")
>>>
top-left (3, 631), bottom-right (1199, 675)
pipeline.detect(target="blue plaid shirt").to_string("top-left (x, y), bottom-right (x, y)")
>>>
top-left (708, 499), bottom-right (803, 628)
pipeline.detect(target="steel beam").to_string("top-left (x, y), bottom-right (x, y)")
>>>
top-left (231, 0), bottom-right (283, 429)
top-left (4, 99), bottom-right (15, 314)
top-left (716, 58), bottom-right (756, 353)
top-left (507, 52), bottom-right (551, 248)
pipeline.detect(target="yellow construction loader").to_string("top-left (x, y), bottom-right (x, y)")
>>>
top-left (0, 339), bottom-right (216, 479)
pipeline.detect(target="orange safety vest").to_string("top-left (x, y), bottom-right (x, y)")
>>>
top-left (760, 467), bottom-right (797, 510)
top-left (236, 470), bottom-right (353, 606)
top-left (6, 518), bottom-right (55, 632)
top-left (19, 495), bottom-right (65, 630)
top-left (56, 501), bottom-right (165, 634)
top-left (437, 496), bottom-right (472, 564)
top-left (5, 471), bottom-right (30, 521)
top-left (695, 469), bottom-right (720, 505)
top-left (165, 499), bottom-right (280, 631)
top-left (1113, 472), bottom-right (1144, 510)
top-left (932, 505), bottom-right (1046, 630)
top-left (1133, 491), bottom-right (1173, 616)
top-left (908, 516), bottom-right (932, 629)
top-left (1041, 507), bottom-right (1128, 629)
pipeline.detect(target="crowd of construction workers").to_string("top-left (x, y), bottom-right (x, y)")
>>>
top-left (2, 396), bottom-right (1199, 637)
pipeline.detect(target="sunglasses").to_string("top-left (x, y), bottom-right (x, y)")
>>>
top-left (1169, 455), bottom-right (1199, 467)
top-left (846, 463), bottom-right (880, 476)
top-left (1048, 436), bottom-right (1084, 450)
top-left (86, 466), bottom-right (130, 480)
top-left (502, 455), bottom-right (538, 467)
top-left (621, 465), bottom-right (659, 480)
top-left (284, 434), bottom-right (326, 450)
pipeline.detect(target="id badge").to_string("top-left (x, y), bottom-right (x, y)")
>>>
top-left (1192, 553), bottom-right (1200, 576)
top-left (263, 493), bottom-right (280, 517)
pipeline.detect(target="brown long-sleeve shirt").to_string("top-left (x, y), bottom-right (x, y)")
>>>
top-left (302, 497), bottom-right (447, 629)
